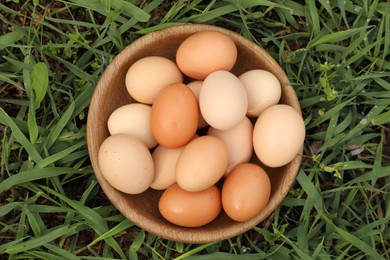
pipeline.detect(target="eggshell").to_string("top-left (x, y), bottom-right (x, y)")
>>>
top-left (176, 31), bottom-right (237, 80)
top-left (187, 80), bottom-right (208, 129)
top-left (107, 103), bottom-right (157, 149)
top-left (176, 136), bottom-right (228, 192)
top-left (200, 70), bottom-right (248, 130)
top-left (238, 69), bottom-right (281, 117)
top-left (159, 184), bottom-right (221, 227)
top-left (125, 56), bottom-right (183, 104)
top-left (150, 83), bottom-right (199, 148)
top-left (222, 163), bottom-right (271, 222)
top-left (253, 104), bottom-right (305, 167)
top-left (98, 134), bottom-right (154, 194)
top-left (207, 117), bottom-right (253, 175)
top-left (150, 145), bottom-right (184, 190)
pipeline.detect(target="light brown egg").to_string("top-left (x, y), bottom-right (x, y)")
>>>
top-left (98, 134), bottom-right (154, 194)
top-left (222, 163), bottom-right (271, 222)
top-left (150, 83), bottom-right (198, 149)
top-left (159, 184), bottom-right (221, 227)
top-left (253, 104), bottom-right (305, 167)
top-left (125, 56), bottom-right (183, 104)
top-left (176, 31), bottom-right (237, 80)
top-left (176, 135), bottom-right (228, 192)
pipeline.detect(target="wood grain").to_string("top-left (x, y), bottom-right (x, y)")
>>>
top-left (87, 24), bottom-right (303, 244)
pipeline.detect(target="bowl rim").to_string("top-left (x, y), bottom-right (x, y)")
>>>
top-left (87, 23), bottom-right (303, 243)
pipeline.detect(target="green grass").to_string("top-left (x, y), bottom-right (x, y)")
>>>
top-left (0, 0), bottom-right (389, 259)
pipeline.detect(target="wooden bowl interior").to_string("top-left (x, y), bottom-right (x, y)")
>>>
top-left (87, 24), bottom-right (302, 244)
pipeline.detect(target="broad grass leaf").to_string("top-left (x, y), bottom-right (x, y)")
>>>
top-left (31, 62), bottom-right (49, 109)
top-left (0, 30), bottom-right (24, 50)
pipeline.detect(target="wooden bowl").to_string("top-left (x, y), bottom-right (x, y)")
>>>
top-left (87, 24), bottom-right (302, 244)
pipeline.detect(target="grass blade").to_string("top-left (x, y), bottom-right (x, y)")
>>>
top-left (1, 225), bottom-right (78, 255)
top-left (44, 101), bottom-right (75, 150)
top-left (321, 212), bottom-right (385, 260)
top-left (308, 26), bottom-right (371, 48)
top-left (0, 107), bottom-right (42, 163)
top-left (108, 0), bottom-right (150, 22)
top-left (0, 167), bottom-right (83, 193)
top-left (35, 141), bottom-right (85, 168)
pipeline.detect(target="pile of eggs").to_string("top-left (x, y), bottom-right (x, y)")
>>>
top-left (98, 30), bottom-right (306, 227)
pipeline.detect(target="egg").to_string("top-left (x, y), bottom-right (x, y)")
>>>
top-left (150, 83), bottom-right (199, 148)
top-left (159, 184), bottom-right (221, 227)
top-left (98, 134), bottom-right (154, 194)
top-left (207, 116), bottom-right (253, 175)
top-left (125, 56), bottom-right (183, 104)
top-left (200, 70), bottom-right (248, 130)
top-left (176, 31), bottom-right (237, 80)
top-left (222, 163), bottom-right (271, 222)
top-left (253, 104), bottom-right (305, 167)
top-left (238, 69), bottom-right (281, 117)
top-left (150, 145), bottom-right (184, 190)
top-left (107, 103), bottom-right (157, 149)
top-left (187, 80), bottom-right (208, 129)
top-left (176, 136), bottom-right (228, 192)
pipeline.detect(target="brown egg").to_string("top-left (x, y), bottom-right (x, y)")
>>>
top-left (176, 31), bottom-right (237, 80)
top-left (150, 83), bottom-right (199, 148)
top-left (176, 136), bottom-right (228, 192)
top-left (222, 163), bottom-right (271, 222)
top-left (159, 184), bottom-right (221, 227)
top-left (98, 134), bottom-right (154, 194)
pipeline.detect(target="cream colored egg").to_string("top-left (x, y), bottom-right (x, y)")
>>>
top-left (200, 70), bottom-right (248, 130)
top-left (125, 56), bottom-right (183, 104)
top-left (187, 80), bottom-right (208, 129)
top-left (253, 105), bottom-right (305, 167)
top-left (98, 134), bottom-right (154, 194)
top-left (107, 103), bottom-right (157, 149)
top-left (238, 69), bottom-right (281, 117)
top-left (150, 145), bottom-right (184, 190)
top-left (208, 116), bottom-right (253, 175)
